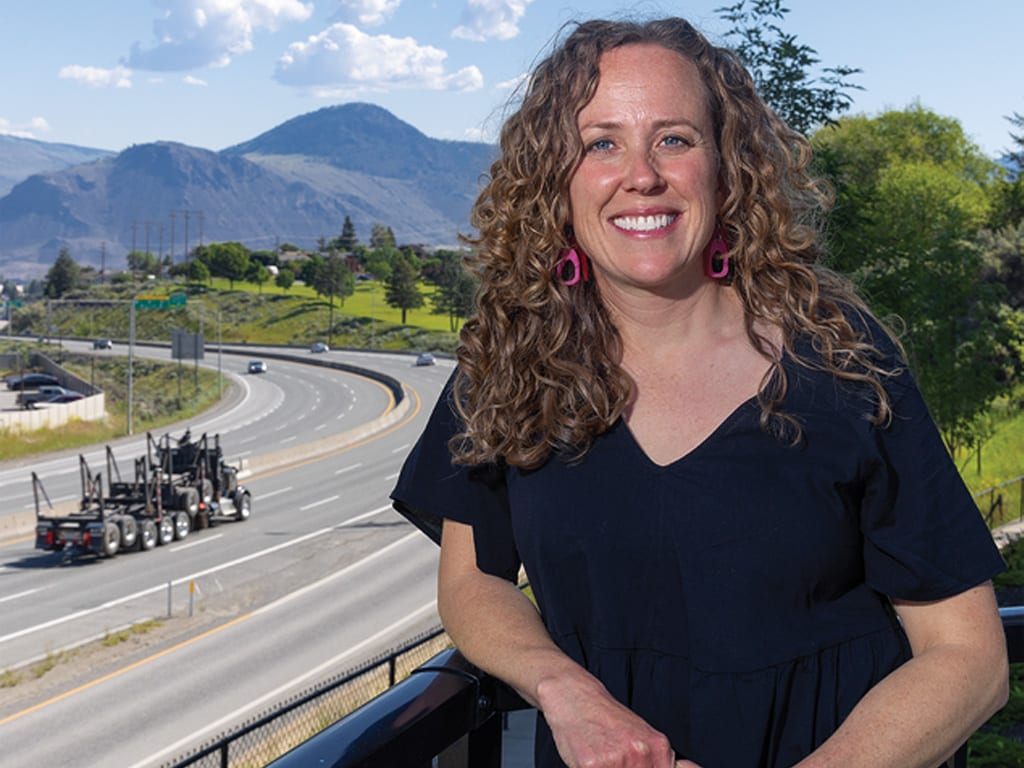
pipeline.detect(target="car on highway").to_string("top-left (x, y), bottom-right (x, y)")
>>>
top-left (93, 338), bottom-right (113, 349)
top-left (6, 372), bottom-right (61, 390)
top-left (415, 352), bottom-right (436, 366)
top-left (310, 342), bottom-right (329, 353)
top-left (248, 360), bottom-right (268, 374)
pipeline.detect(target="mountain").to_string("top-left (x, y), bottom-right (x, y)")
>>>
top-left (0, 134), bottom-right (113, 197)
top-left (0, 103), bottom-right (496, 278)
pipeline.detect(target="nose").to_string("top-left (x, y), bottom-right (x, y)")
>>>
top-left (623, 148), bottom-right (665, 194)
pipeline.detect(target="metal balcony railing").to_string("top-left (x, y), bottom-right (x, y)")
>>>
top-left (261, 607), bottom-right (1024, 768)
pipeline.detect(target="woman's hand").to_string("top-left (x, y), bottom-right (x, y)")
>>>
top-left (538, 671), bottom-right (682, 767)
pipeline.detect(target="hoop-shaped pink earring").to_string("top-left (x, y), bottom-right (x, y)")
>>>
top-left (703, 227), bottom-right (730, 279)
top-left (557, 247), bottom-right (590, 286)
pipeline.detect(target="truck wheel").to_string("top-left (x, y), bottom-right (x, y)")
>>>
top-left (157, 517), bottom-right (175, 546)
top-left (235, 491), bottom-right (251, 521)
top-left (173, 512), bottom-right (191, 541)
top-left (118, 517), bottom-right (138, 550)
top-left (178, 488), bottom-right (200, 516)
top-left (139, 520), bottom-right (158, 551)
top-left (102, 523), bottom-right (120, 557)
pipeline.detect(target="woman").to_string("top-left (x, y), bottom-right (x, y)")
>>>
top-left (392, 17), bottom-right (1008, 768)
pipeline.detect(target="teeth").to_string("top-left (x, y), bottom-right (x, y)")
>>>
top-left (613, 214), bottom-right (676, 231)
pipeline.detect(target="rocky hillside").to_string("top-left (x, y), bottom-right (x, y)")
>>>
top-left (0, 103), bottom-right (496, 278)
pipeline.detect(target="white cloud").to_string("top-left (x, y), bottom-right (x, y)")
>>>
top-left (0, 116), bottom-right (51, 139)
top-left (275, 23), bottom-right (483, 92)
top-left (337, 0), bottom-right (401, 27)
top-left (59, 64), bottom-right (133, 88)
top-left (127, 0), bottom-right (314, 71)
top-left (451, 0), bottom-right (533, 42)
top-left (183, 75), bottom-right (209, 86)
top-left (495, 73), bottom-right (527, 91)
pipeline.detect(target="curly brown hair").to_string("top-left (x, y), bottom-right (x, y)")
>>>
top-left (452, 16), bottom-right (900, 470)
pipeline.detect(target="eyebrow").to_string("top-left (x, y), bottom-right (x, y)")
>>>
top-left (578, 117), bottom-right (705, 135)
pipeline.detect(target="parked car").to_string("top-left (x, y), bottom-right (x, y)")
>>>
top-left (6, 372), bottom-right (60, 390)
top-left (17, 385), bottom-right (80, 409)
top-left (415, 352), bottom-right (436, 366)
top-left (93, 338), bottom-right (113, 349)
top-left (310, 342), bottom-right (329, 353)
top-left (248, 360), bottom-right (268, 374)
top-left (44, 391), bottom-right (86, 405)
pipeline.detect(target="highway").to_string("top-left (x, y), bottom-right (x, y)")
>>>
top-left (0, 344), bottom-right (452, 766)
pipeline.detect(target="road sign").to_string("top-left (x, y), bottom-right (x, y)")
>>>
top-left (134, 292), bottom-right (187, 310)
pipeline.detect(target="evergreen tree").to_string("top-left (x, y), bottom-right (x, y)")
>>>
top-left (44, 248), bottom-right (81, 298)
top-left (335, 216), bottom-right (359, 251)
top-left (385, 253), bottom-right (424, 324)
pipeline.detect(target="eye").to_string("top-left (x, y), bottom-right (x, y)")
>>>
top-left (585, 137), bottom-right (615, 153)
top-left (661, 134), bottom-right (693, 149)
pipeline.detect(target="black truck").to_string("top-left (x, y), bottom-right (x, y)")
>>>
top-left (34, 430), bottom-right (251, 558)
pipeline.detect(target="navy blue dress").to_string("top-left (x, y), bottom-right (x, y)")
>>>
top-left (391, 330), bottom-right (1005, 767)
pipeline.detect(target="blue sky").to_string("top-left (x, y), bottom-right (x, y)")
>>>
top-left (0, 0), bottom-right (1020, 159)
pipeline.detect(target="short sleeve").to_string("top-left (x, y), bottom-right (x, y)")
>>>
top-left (390, 374), bottom-right (520, 582)
top-left (860, 369), bottom-right (1006, 600)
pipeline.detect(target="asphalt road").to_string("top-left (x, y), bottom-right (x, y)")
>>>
top-left (0, 343), bottom-right (453, 766)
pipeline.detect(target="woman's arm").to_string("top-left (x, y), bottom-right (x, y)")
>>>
top-left (438, 519), bottom-right (679, 767)
top-left (796, 581), bottom-right (1008, 768)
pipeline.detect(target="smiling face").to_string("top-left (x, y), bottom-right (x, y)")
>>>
top-left (568, 43), bottom-right (721, 295)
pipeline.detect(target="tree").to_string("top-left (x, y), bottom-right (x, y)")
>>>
top-left (430, 249), bottom-right (478, 331)
top-left (44, 248), bottom-right (81, 298)
top-left (205, 241), bottom-right (251, 289)
top-left (297, 253), bottom-right (323, 286)
top-left (247, 261), bottom-right (270, 293)
top-left (126, 249), bottom-right (160, 276)
top-left (331, 215), bottom-right (359, 252)
top-left (812, 107), bottom-right (1020, 459)
top-left (980, 222), bottom-right (1024, 309)
top-left (187, 258), bottom-right (210, 284)
top-left (365, 246), bottom-right (397, 282)
top-left (275, 267), bottom-right (295, 292)
top-left (384, 252), bottom-right (424, 324)
top-left (717, 0), bottom-right (862, 134)
top-left (311, 253), bottom-right (355, 346)
top-left (370, 222), bottom-right (397, 250)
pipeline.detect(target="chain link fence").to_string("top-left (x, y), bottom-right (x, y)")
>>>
top-left (164, 627), bottom-right (452, 768)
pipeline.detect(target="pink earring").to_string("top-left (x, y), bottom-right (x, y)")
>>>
top-left (557, 247), bottom-right (590, 286)
top-left (703, 226), bottom-right (730, 279)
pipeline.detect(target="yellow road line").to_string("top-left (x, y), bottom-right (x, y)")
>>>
top-left (0, 612), bottom-right (254, 726)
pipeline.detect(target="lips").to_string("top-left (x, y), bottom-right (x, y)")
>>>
top-left (611, 213), bottom-right (678, 232)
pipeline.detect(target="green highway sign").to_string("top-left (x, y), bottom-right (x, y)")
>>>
top-left (135, 292), bottom-right (187, 310)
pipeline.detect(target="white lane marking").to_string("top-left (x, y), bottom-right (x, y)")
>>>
top-left (0, 505), bottom-right (395, 647)
top-left (390, 444), bottom-right (410, 454)
top-left (257, 486), bottom-right (293, 500)
top-left (299, 495), bottom-right (340, 511)
top-left (334, 463), bottom-right (362, 475)
top-left (169, 534), bottom-right (223, 553)
top-left (127, 534), bottom-right (434, 768)
top-left (279, 436), bottom-right (297, 444)
top-left (0, 588), bottom-right (42, 605)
